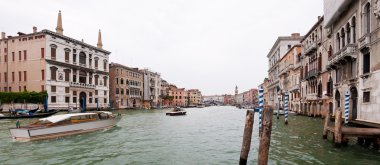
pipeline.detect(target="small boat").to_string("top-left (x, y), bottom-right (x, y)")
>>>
top-left (9, 111), bottom-right (121, 141)
top-left (0, 110), bottom-right (58, 120)
top-left (166, 107), bottom-right (186, 116)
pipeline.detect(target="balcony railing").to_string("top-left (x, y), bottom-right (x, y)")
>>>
top-left (279, 64), bottom-right (293, 76)
top-left (69, 82), bottom-right (96, 89)
top-left (294, 62), bottom-right (302, 69)
top-left (327, 44), bottom-right (358, 67)
top-left (358, 34), bottom-right (370, 50)
top-left (304, 69), bottom-right (320, 80)
top-left (304, 42), bottom-right (317, 55)
top-left (129, 84), bottom-right (140, 89)
top-left (289, 84), bottom-right (300, 92)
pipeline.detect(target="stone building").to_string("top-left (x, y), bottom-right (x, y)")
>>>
top-left (168, 85), bottom-right (187, 107)
top-left (267, 33), bottom-right (302, 109)
top-left (187, 89), bottom-right (202, 106)
top-left (109, 63), bottom-right (143, 109)
top-left (299, 16), bottom-right (332, 117)
top-left (278, 45), bottom-right (302, 112)
top-left (0, 11), bottom-right (110, 110)
top-left (324, 0), bottom-right (380, 124)
top-left (141, 69), bottom-right (161, 108)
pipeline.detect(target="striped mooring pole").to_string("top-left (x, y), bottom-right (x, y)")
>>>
top-left (345, 91), bottom-right (350, 126)
top-left (284, 92), bottom-right (289, 125)
top-left (258, 86), bottom-right (264, 131)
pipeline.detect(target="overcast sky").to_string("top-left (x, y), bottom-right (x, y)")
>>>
top-left (0, 0), bottom-right (323, 96)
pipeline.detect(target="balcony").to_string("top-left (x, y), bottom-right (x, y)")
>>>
top-left (279, 64), bottom-right (293, 76)
top-left (358, 35), bottom-right (370, 50)
top-left (129, 84), bottom-right (140, 89)
top-left (289, 84), bottom-right (300, 92)
top-left (130, 95), bottom-right (141, 98)
top-left (327, 44), bottom-right (358, 68)
top-left (294, 62), bottom-right (302, 69)
top-left (69, 82), bottom-right (95, 89)
top-left (304, 69), bottom-right (320, 80)
top-left (304, 42), bottom-right (317, 55)
top-left (306, 93), bottom-right (318, 101)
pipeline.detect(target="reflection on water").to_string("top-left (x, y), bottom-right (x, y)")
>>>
top-left (0, 106), bottom-right (379, 164)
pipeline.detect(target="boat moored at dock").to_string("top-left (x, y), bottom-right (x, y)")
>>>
top-left (9, 111), bottom-right (121, 141)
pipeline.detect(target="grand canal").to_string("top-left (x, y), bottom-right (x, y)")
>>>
top-left (0, 106), bottom-right (379, 164)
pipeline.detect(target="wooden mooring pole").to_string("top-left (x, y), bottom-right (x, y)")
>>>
top-left (322, 110), bottom-right (330, 139)
top-left (239, 110), bottom-right (255, 165)
top-left (258, 106), bottom-right (274, 165)
top-left (334, 108), bottom-right (343, 147)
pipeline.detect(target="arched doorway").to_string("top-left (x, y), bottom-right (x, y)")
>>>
top-left (80, 92), bottom-right (87, 111)
top-left (335, 90), bottom-right (341, 109)
top-left (350, 87), bottom-right (358, 120)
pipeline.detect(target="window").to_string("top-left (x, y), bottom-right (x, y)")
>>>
top-left (65, 97), bottom-right (70, 103)
top-left (51, 86), bottom-right (56, 92)
top-left (64, 69), bottom-right (70, 82)
top-left (95, 58), bottom-right (99, 68)
top-left (126, 89), bottom-right (129, 95)
top-left (73, 69), bottom-right (77, 82)
top-left (50, 67), bottom-right (57, 80)
top-left (12, 52), bottom-right (14, 61)
top-left (346, 23), bottom-right (351, 44)
top-left (341, 28), bottom-right (345, 48)
top-left (51, 47), bottom-right (56, 60)
top-left (65, 87), bottom-right (69, 93)
top-left (41, 48), bottom-right (45, 58)
top-left (104, 91), bottom-right (107, 96)
top-left (116, 88), bottom-right (119, 94)
top-left (23, 86), bottom-right (26, 92)
top-left (116, 78), bottom-right (119, 84)
top-left (4, 55), bottom-right (7, 62)
top-left (51, 96), bottom-right (56, 103)
top-left (19, 86), bottom-right (21, 92)
top-left (95, 75), bottom-right (99, 85)
top-left (24, 71), bottom-right (27, 81)
top-left (79, 71), bottom-right (87, 83)
top-left (121, 88), bottom-right (124, 95)
top-left (363, 53), bottom-right (370, 74)
top-left (103, 76), bottom-right (108, 86)
top-left (73, 97), bottom-right (77, 103)
top-left (4, 73), bottom-right (7, 82)
top-left (73, 54), bottom-right (77, 63)
top-left (352, 17), bottom-right (356, 43)
top-left (363, 91), bottom-right (370, 103)
top-left (19, 51), bottom-right (21, 61)
top-left (12, 72), bottom-right (14, 82)
top-left (121, 78), bottom-right (124, 84)
top-left (65, 51), bottom-right (69, 62)
top-left (95, 90), bottom-right (98, 95)
top-left (103, 60), bottom-right (107, 71)
top-left (79, 52), bottom-right (86, 64)
top-left (89, 73), bottom-right (93, 84)
top-left (41, 70), bottom-right (45, 80)
top-left (89, 98), bottom-right (92, 103)
top-left (104, 98), bottom-right (107, 104)
top-left (336, 33), bottom-right (341, 50)
top-left (365, 3), bottom-right (371, 34)
top-left (24, 50), bottom-right (27, 60)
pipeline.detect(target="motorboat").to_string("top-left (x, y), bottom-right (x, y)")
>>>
top-left (166, 107), bottom-right (186, 116)
top-left (9, 111), bottom-right (121, 141)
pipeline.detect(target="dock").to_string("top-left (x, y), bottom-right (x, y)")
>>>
top-left (323, 108), bottom-right (380, 148)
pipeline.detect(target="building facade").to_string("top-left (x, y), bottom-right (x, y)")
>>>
top-left (0, 11), bottom-right (110, 110)
top-left (187, 89), bottom-right (202, 106)
top-left (109, 63), bottom-right (143, 109)
top-left (267, 33), bottom-right (302, 109)
top-left (142, 69), bottom-right (162, 108)
top-left (324, 0), bottom-right (380, 124)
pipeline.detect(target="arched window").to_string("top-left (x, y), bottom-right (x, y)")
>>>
top-left (94, 57), bottom-right (99, 69)
top-left (126, 79), bottom-right (129, 85)
top-left (328, 45), bottom-right (333, 57)
top-left (103, 60), bottom-right (107, 71)
top-left (79, 52), bottom-right (86, 65)
top-left (103, 76), bottom-right (108, 86)
top-left (79, 70), bottom-right (87, 83)
top-left (121, 78), bottom-right (124, 84)
top-left (335, 90), bottom-right (341, 108)
top-left (121, 88), bottom-right (124, 95)
top-left (64, 69), bottom-right (71, 82)
top-left (126, 89), bottom-right (130, 95)
top-left (95, 75), bottom-right (99, 85)
top-left (365, 3), bottom-right (371, 34)
top-left (50, 66), bottom-right (58, 81)
top-left (64, 48), bottom-right (71, 62)
top-left (341, 28), bottom-right (345, 47)
top-left (336, 33), bottom-right (341, 50)
top-left (50, 44), bottom-right (57, 60)
top-left (352, 17), bottom-right (356, 43)
top-left (346, 23), bottom-right (351, 44)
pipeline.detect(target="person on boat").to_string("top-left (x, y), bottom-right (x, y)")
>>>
top-left (16, 120), bottom-right (20, 128)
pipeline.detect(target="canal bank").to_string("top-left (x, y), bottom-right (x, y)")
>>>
top-left (0, 106), bottom-right (379, 164)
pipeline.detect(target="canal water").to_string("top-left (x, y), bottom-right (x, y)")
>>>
top-left (0, 106), bottom-right (379, 164)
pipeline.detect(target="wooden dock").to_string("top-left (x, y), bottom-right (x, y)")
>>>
top-left (323, 108), bottom-right (380, 148)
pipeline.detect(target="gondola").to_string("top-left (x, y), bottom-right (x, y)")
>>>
top-left (0, 110), bottom-right (58, 120)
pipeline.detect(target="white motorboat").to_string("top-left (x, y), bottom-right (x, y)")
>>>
top-left (9, 111), bottom-right (121, 141)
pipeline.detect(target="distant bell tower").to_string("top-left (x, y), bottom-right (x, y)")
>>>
top-left (235, 85), bottom-right (238, 95)
top-left (56, 10), bottom-right (64, 35)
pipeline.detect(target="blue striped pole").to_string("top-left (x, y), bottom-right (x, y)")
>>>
top-left (345, 91), bottom-right (350, 126)
top-left (258, 86), bottom-right (264, 131)
top-left (284, 92), bottom-right (289, 125)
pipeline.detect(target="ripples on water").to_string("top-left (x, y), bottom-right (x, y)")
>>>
top-left (0, 106), bottom-right (379, 165)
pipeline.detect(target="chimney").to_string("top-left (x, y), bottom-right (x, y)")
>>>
top-left (33, 26), bottom-right (37, 33)
top-left (1, 32), bottom-right (5, 39)
top-left (291, 33), bottom-right (300, 38)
